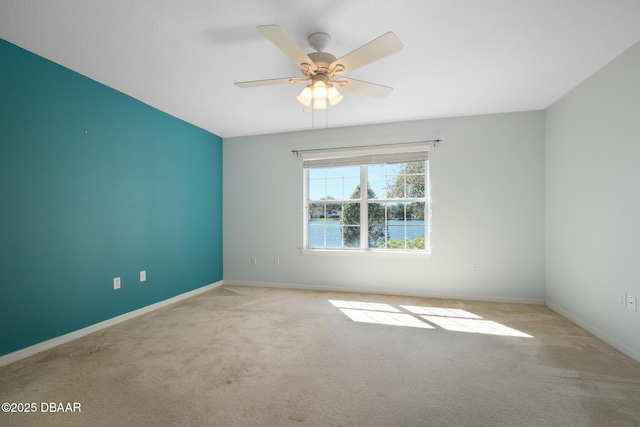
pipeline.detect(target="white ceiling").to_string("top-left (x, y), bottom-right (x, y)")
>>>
top-left (1, 1), bottom-right (640, 138)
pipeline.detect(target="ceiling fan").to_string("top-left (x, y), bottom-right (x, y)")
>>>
top-left (234, 25), bottom-right (403, 110)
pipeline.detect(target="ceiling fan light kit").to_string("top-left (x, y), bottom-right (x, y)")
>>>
top-left (235, 25), bottom-right (403, 111)
top-left (312, 76), bottom-right (328, 101)
top-left (327, 86), bottom-right (344, 106)
top-left (296, 86), bottom-right (313, 106)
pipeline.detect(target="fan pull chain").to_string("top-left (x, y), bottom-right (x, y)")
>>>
top-left (309, 105), bottom-right (329, 130)
top-left (325, 107), bottom-right (328, 129)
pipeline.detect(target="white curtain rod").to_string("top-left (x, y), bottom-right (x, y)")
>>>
top-left (291, 139), bottom-right (441, 156)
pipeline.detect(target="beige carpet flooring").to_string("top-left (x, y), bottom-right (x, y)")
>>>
top-left (1, 285), bottom-right (639, 426)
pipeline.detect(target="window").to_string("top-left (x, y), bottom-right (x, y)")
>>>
top-left (301, 144), bottom-right (431, 253)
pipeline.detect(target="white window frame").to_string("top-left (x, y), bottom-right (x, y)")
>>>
top-left (299, 142), bottom-right (433, 256)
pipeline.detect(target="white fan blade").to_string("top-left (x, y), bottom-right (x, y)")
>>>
top-left (331, 32), bottom-right (403, 75)
top-left (258, 25), bottom-right (317, 72)
top-left (334, 78), bottom-right (393, 98)
top-left (235, 77), bottom-right (301, 88)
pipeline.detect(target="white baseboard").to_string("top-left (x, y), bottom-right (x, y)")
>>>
top-left (18, 280), bottom-right (632, 371)
top-left (223, 280), bottom-right (545, 305)
top-left (545, 301), bottom-right (640, 364)
top-left (0, 281), bottom-right (223, 368)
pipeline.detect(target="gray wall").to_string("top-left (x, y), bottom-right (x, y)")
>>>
top-left (546, 41), bottom-right (640, 360)
top-left (224, 111), bottom-right (545, 302)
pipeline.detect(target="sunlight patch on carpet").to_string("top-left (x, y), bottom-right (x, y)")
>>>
top-left (339, 308), bottom-right (435, 328)
top-left (401, 306), bottom-right (481, 319)
top-left (421, 316), bottom-right (533, 337)
top-left (328, 300), bottom-right (399, 312)
top-left (328, 300), bottom-right (533, 338)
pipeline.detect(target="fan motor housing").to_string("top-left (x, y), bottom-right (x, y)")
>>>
top-left (305, 52), bottom-right (338, 76)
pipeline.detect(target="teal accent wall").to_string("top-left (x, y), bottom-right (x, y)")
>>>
top-left (0, 39), bottom-right (223, 356)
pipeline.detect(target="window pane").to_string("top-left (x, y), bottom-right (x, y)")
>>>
top-left (309, 167), bottom-right (361, 201)
top-left (405, 161), bottom-right (426, 198)
top-left (368, 175), bottom-right (385, 199)
top-left (309, 203), bottom-right (328, 247)
top-left (406, 161), bottom-right (425, 173)
top-left (407, 201), bottom-right (425, 220)
top-left (406, 226), bottom-right (426, 249)
top-left (309, 222), bottom-right (326, 247)
top-left (344, 177), bottom-right (360, 199)
top-left (367, 202), bottom-right (387, 248)
top-left (368, 164), bottom-right (385, 175)
top-left (324, 221), bottom-right (343, 248)
top-left (385, 203), bottom-right (400, 220)
top-left (368, 161), bottom-right (426, 200)
top-left (342, 225), bottom-right (360, 248)
top-left (406, 175), bottom-right (425, 198)
top-left (341, 203), bottom-right (360, 248)
top-left (308, 202), bottom-right (342, 248)
top-left (309, 168), bottom-right (325, 179)
top-left (325, 167), bottom-right (343, 178)
top-left (309, 203), bottom-right (325, 219)
top-left (387, 163), bottom-right (404, 175)
top-left (388, 223), bottom-right (406, 248)
top-left (309, 202), bottom-right (361, 248)
top-left (308, 179), bottom-right (325, 201)
top-left (386, 174), bottom-right (404, 198)
top-left (343, 166), bottom-right (360, 177)
top-left (326, 178), bottom-right (343, 199)
top-left (370, 202), bottom-right (426, 250)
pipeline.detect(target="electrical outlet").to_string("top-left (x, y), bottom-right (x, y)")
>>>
top-left (274, 257), bottom-right (280, 265)
top-left (113, 277), bottom-right (121, 290)
top-left (619, 293), bottom-right (627, 308)
top-left (251, 256), bottom-right (257, 265)
top-left (140, 270), bottom-right (146, 282)
top-left (628, 296), bottom-right (637, 312)
top-left (472, 264), bottom-right (480, 273)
